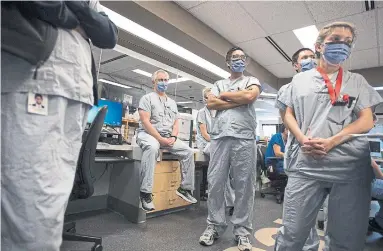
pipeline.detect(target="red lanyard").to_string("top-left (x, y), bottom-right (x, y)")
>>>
top-left (316, 67), bottom-right (343, 105)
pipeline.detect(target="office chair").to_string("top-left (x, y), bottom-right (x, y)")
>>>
top-left (257, 145), bottom-right (288, 204)
top-left (62, 106), bottom-right (108, 251)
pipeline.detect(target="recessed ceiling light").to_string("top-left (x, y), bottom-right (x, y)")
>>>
top-left (102, 6), bottom-right (231, 79)
top-left (99, 79), bottom-right (132, 89)
top-left (293, 25), bottom-right (319, 51)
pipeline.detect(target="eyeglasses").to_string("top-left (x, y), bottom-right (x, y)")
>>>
top-left (230, 54), bottom-right (247, 61)
top-left (156, 78), bottom-right (169, 82)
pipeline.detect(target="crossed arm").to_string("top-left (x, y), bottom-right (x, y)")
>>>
top-left (207, 85), bottom-right (261, 111)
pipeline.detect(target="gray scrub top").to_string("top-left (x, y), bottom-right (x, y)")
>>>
top-left (196, 107), bottom-right (212, 149)
top-left (210, 76), bottom-right (261, 140)
top-left (1, 0), bottom-right (102, 106)
top-left (279, 68), bottom-right (383, 182)
top-left (275, 83), bottom-right (291, 111)
top-left (138, 92), bottom-right (178, 137)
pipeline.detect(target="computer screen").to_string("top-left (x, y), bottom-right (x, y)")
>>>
top-left (87, 99), bottom-right (123, 127)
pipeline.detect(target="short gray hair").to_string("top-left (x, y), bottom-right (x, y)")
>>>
top-left (151, 69), bottom-right (169, 82)
top-left (315, 21), bottom-right (356, 45)
top-left (202, 87), bottom-right (212, 99)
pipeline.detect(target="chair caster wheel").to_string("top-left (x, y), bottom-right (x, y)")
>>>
top-left (261, 193), bottom-right (265, 198)
top-left (91, 244), bottom-right (103, 251)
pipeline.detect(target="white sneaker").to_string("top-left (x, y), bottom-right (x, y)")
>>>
top-left (199, 225), bottom-right (218, 246)
top-left (176, 187), bottom-right (197, 204)
top-left (235, 235), bottom-right (252, 251)
top-left (140, 192), bottom-right (155, 211)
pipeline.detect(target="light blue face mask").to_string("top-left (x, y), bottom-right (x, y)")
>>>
top-left (230, 59), bottom-right (246, 73)
top-left (300, 58), bottom-right (317, 72)
top-left (323, 42), bottom-right (351, 65)
top-left (156, 81), bottom-right (168, 92)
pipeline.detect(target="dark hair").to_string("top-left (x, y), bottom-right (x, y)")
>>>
top-left (291, 48), bottom-right (314, 64)
top-left (226, 47), bottom-right (244, 62)
top-left (279, 124), bottom-right (286, 134)
top-left (35, 94), bottom-right (43, 99)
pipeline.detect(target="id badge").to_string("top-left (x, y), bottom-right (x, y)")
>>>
top-left (27, 92), bottom-right (48, 116)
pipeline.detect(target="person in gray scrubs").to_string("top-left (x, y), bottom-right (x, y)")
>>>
top-left (137, 69), bottom-right (197, 212)
top-left (275, 48), bottom-right (322, 251)
top-left (199, 47), bottom-right (261, 251)
top-left (196, 87), bottom-right (235, 215)
top-left (1, 1), bottom-right (117, 250)
top-left (274, 21), bottom-right (383, 251)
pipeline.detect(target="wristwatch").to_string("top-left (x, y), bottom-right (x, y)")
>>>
top-left (171, 135), bottom-right (178, 140)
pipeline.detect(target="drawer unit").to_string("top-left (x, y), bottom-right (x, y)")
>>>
top-left (149, 160), bottom-right (190, 213)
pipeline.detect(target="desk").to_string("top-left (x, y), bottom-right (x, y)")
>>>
top-left (67, 144), bottom-right (203, 224)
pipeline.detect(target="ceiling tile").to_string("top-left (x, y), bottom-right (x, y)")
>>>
top-left (176, 1), bottom-right (206, 10)
top-left (271, 31), bottom-right (306, 59)
top-left (239, 38), bottom-right (288, 66)
top-left (348, 48), bottom-right (379, 70)
top-left (239, 1), bottom-right (314, 35)
top-left (264, 62), bottom-right (296, 78)
top-left (100, 56), bottom-right (143, 73)
top-left (317, 11), bottom-right (377, 51)
top-left (378, 8), bottom-right (383, 45)
top-left (187, 1), bottom-right (266, 44)
top-left (377, 1), bottom-right (383, 8)
top-left (305, 0), bottom-right (365, 23)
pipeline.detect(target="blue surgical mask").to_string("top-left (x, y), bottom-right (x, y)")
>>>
top-left (230, 60), bottom-right (246, 73)
top-left (156, 81), bottom-right (168, 92)
top-left (322, 42), bottom-right (351, 65)
top-left (300, 58), bottom-right (317, 72)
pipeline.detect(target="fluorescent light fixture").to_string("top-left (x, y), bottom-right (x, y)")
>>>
top-left (177, 101), bottom-right (194, 104)
top-left (260, 92), bottom-right (277, 98)
top-left (102, 6), bottom-right (230, 79)
top-left (132, 69), bottom-right (151, 77)
top-left (132, 69), bottom-right (190, 84)
top-left (99, 79), bottom-right (132, 89)
top-left (168, 77), bottom-right (190, 84)
top-left (374, 87), bottom-right (383, 91)
top-left (254, 108), bottom-right (266, 112)
top-left (293, 25), bottom-right (319, 51)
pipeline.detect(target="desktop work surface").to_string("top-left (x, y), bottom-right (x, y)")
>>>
top-left (67, 144), bottom-right (206, 223)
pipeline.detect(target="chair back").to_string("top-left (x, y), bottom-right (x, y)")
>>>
top-left (70, 106), bottom-right (107, 200)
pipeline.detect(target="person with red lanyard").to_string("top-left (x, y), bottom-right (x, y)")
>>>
top-left (274, 21), bottom-right (382, 251)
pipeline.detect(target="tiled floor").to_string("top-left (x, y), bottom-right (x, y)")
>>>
top-left (61, 196), bottom-right (383, 251)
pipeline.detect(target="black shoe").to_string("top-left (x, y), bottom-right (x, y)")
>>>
top-left (140, 192), bottom-right (155, 211)
top-left (176, 187), bottom-right (197, 204)
top-left (228, 207), bottom-right (234, 216)
top-left (369, 217), bottom-right (383, 235)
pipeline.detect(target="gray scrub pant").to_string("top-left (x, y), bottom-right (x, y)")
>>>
top-left (137, 131), bottom-right (195, 193)
top-left (203, 143), bottom-right (235, 208)
top-left (1, 93), bottom-right (89, 251)
top-left (275, 175), bottom-right (371, 251)
top-left (207, 137), bottom-right (257, 237)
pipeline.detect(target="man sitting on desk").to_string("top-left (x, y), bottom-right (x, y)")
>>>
top-left (137, 69), bottom-right (197, 212)
top-left (264, 124), bottom-right (288, 174)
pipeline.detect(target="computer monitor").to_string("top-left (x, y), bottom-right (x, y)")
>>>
top-left (87, 99), bottom-right (123, 127)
